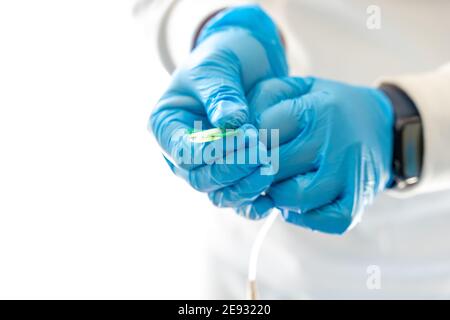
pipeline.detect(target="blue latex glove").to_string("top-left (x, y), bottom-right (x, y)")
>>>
top-left (210, 77), bottom-right (395, 234)
top-left (150, 6), bottom-right (286, 194)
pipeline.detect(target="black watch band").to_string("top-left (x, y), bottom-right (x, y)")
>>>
top-left (379, 84), bottom-right (424, 189)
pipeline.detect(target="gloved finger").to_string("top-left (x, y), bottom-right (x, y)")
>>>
top-left (265, 128), bottom-right (318, 182)
top-left (208, 163), bottom-right (274, 208)
top-left (149, 93), bottom-right (211, 157)
top-left (258, 88), bottom-right (323, 145)
top-left (258, 91), bottom-right (327, 181)
top-left (189, 49), bottom-right (248, 129)
top-left (281, 195), bottom-right (355, 235)
top-left (269, 171), bottom-right (340, 213)
top-left (235, 195), bottom-right (275, 220)
top-left (247, 76), bottom-right (313, 127)
top-left (187, 139), bottom-right (268, 192)
top-left (150, 92), bottom-right (252, 166)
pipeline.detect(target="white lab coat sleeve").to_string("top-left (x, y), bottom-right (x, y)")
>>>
top-left (145, 0), bottom-right (308, 75)
top-left (379, 63), bottom-right (450, 197)
top-left (151, 0), bottom-right (251, 74)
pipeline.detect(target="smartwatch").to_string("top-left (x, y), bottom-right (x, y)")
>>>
top-left (380, 84), bottom-right (424, 189)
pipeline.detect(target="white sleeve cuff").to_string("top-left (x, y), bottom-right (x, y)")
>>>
top-left (378, 64), bottom-right (450, 197)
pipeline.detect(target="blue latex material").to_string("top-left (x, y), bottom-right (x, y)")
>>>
top-left (150, 6), bottom-right (286, 195)
top-left (210, 77), bottom-right (394, 234)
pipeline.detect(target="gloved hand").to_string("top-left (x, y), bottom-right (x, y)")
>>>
top-left (150, 6), bottom-right (286, 195)
top-left (209, 77), bottom-right (395, 234)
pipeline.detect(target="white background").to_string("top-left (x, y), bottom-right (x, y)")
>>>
top-left (0, 0), bottom-right (224, 299)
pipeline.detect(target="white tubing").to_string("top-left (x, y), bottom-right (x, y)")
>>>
top-left (247, 210), bottom-right (278, 299)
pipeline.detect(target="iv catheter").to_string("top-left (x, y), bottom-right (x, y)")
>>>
top-left (188, 128), bottom-right (279, 300)
top-left (188, 127), bottom-right (239, 143)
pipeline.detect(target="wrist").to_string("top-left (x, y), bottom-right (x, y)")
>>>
top-left (192, 8), bottom-right (227, 50)
top-left (193, 6), bottom-right (286, 50)
top-left (193, 5), bottom-right (286, 53)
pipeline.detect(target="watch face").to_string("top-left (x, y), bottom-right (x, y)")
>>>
top-left (380, 84), bottom-right (423, 187)
top-left (402, 122), bottom-right (423, 180)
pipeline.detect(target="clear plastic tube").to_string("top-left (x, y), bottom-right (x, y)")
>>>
top-left (247, 210), bottom-right (278, 300)
top-left (187, 128), bottom-right (277, 299)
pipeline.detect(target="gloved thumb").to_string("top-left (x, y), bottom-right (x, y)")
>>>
top-left (190, 49), bottom-right (249, 129)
